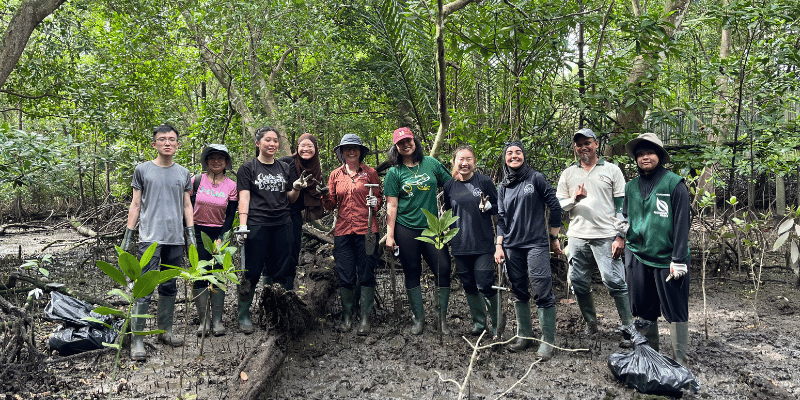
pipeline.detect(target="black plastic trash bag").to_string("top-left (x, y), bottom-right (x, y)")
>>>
top-left (608, 324), bottom-right (701, 396)
top-left (44, 292), bottom-right (121, 356)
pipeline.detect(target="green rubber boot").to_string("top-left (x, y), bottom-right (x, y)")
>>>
top-left (210, 287), bottom-right (226, 336)
top-left (237, 280), bottom-right (255, 334)
top-left (407, 287), bottom-right (425, 335)
top-left (536, 307), bottom-right (556, 361)
top-left (338, 288), bottom-right (355, 332)
top-left (156, 296), bottom-right (184, 347)
top-left (670, 321), bottom-right (689, 366)
top-left (508, 302), bottom-right (533, 352)
top-left (435, 287), bottom-right (452, 335)
top-left (130, 301), bottom-right (149, 361)
top-left (486, 294), bottom-right (506, 339)
top-left (613, 294), bottom-right (633, 326)
top-left (465, 293), bottom-right (488, 336)
top-left (193, 287), bottom-right (210, 337)
top-left (575, 292), bottom-right (598, 335)
top-left (638, 319), bottom-right (659, 351)
top-left (357, 286), bottom-right (376, 336)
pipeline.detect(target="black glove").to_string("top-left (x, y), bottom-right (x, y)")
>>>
top-left (121, 228), bottom-right (136, 253)
top-left (185, 226), bottom-right (197, 249)
top-left (316, 183), bottom-right (329, 196)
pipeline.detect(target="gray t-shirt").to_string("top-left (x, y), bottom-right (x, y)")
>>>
top-left (131, 161), bottom-right (191, 245)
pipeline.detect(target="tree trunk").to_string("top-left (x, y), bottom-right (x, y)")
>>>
top-left (0, 0), bottom-right (67, 90)
top-left (776, 174), bottom-right (785, 217)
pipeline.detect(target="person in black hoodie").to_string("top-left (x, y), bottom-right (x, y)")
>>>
top-left (493, 141), bottom-right (562, 360)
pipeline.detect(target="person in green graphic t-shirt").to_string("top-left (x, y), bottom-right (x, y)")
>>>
top-left (618, 132), bottom-right (691, 367)
top-left (384, 127), bottom-right (452, 336)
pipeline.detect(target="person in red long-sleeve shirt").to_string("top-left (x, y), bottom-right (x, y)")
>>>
top-left (323, 134), bottom-right (383, 335)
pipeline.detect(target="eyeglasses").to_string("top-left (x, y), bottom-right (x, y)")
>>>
top-left (156, 137), bottom-right (178, 143)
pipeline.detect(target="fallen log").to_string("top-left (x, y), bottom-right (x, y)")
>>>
top-left (231, 261), bottom-right (337, 400)
top-left (302, 224), bottom-right (333, 245)
top-left (0, 272), bottom-right (113, 308)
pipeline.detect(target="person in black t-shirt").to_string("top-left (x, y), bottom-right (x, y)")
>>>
top-left (443, 144), bottom-right (505, 338)
top-left (233, 127), bottom-right (308, 334)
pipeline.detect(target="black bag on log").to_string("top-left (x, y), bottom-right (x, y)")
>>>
top-left (608, 324), bottom-right (701, 396)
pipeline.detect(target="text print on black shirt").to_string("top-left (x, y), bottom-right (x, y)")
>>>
top-left (255, 173), bottom-right (287, 192)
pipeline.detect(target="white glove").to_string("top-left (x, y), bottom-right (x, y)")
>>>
top-left (366, 194), bottom-right (377, 208)
top-left (666, 262), bottom-right (688, 282)
top-left (610, 215), bottom-right (629, 237)
top-left (478, 194), bottom-right (492, 213)
top-left (293, 171), bottom-right (310, 191)
top-left (234, 225), bottom-right (250, 245)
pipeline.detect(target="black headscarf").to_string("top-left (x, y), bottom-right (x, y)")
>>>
top-left (501, 141), bottom-right (533, 186)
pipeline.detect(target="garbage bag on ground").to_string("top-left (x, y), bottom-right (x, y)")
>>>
top-left (608, 324), bottom-right (701, 396)
top-left (44, 292), bottom-right (122, 356)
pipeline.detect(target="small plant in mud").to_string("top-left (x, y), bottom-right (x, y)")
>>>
top-left (19, 254), bottom-right (53, 278)
top-left (416, 208), bottom-right (459, 345)
top-left (83, 242), bottom-right (180, 400)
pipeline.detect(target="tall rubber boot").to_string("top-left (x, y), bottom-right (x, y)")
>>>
top-left (260, 275), bottom-right (273, 287)
top-left (536, 307), bottom-right (556, 361)
top-left (637, 319), bottom-right (659, 351)
top-left (407, 287), bottom-right (425, 335)
top-left (575, 292), bottom-right (598, 335)
top-left (486, 294), bottom-right (506, 338)
top-left (465, 293), bottom-right (488, 336)
top-left (508, 302), bottom-right (533, 352)
top-left (670, 322), bottom-right (689, 366)
top-left (156, 296), bottom-right (184, 347)
top-left (435, 287), bottom-right (452, 335)
top-left (238, 280), bottom-right (255, 334)
top-left (130, 301), bottom-right (149, 361)
top-left (193, 287), bottom-right (210, 337)
top-left (210, 288), bottom-right (226, 336)
top-left (338, 288), bottom-right (355, 332)
top-left (613, 294), bottom-right (633, 326)
top-left (357, 286), bottom-right (376, 336)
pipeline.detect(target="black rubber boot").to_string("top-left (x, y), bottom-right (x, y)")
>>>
top-left (435, 287), bottom-right (452, 335)
top-left (238, 280), bottom-right (255, 334)
top-left (536, 307), bottom-right (556, 361)
top-left (210, 288), bottom-right (226, 336)
top-left (357, 286), bottom-right (376, 336)
top-left (193, 287), bottom-right (210, 337)
top-left (575, 292), bottom-right (598, 336)
top-left (407, 287), bottom-right (425, 335)
top-left (338, 288), bottom-right (355, 332)
top-left (465, 293), bottom-right (488, 336)
top-left (508, 302), bottom-right (533, 352)
top-left (130, 301), bottom-right (149, 361)
top-left (157, 296), bottom-right (184, 347)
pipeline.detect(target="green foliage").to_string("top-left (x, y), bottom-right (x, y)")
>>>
top-left (416, 209), bottom-right (459, 250)
top-left (19, 254), bottom-right (53, 278)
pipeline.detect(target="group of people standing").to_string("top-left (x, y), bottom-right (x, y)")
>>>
top-left (123, 124), bottom-right (691, 367)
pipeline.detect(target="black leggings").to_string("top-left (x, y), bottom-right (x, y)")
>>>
top-left (394, 224), bottom-right (451, 289)
top-left (193, 225), bottom-right (223, 289)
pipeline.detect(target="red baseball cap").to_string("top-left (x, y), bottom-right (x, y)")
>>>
top-left (392, 127), bottom-right (414, 144)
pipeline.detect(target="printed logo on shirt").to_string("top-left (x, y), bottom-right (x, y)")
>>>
top-left (401, 173), bottom-right (431, 197)
top-left (472, 188), bottom-right (483, 197)
top-left (523, 183), bottom-right (535, 194)
top-left (199, 187), bottom-right (227, 198)
top-left (654, 197), bottom-right (669, 218)
top-left (255, 173), bottom-right (287, 192)
top-left (597, 173), bottom-right (612, 185)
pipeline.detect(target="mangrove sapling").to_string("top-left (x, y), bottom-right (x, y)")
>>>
top-left (84, 243), bottom-right (181, 400)
top-left (416, 208), bottom-right (459, 345)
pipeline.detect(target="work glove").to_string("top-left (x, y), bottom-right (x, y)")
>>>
top-left (316, 183), bottom-right (329, 196)
top-left (185, 226), bottom-right (197, 249)
top-left (610, 215), bottom-right (629, 237)
top-left (293, 171), bottom-right (311, 191)
top-left (366, 194), bottom-right (378, 208)
top-left (666, 262), bottom-right (688, 282)
top-left (478, 194), bottom-right (492, 213)
top-left (121, 228), bottom-right (136, 254)
top-left (234, 225), bottom-right (250, 245)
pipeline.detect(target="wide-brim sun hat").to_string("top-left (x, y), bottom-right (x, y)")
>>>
top-left (334, 134), bottom-right (370, 164)
top-left (625, 132), bottom-right (670, 164)
top-left (200, 144), bottom-right (233, 171)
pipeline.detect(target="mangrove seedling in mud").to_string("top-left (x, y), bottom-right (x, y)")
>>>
top-left (416, 208), bottom-right (459, 345)
top-left (83, 242), bottom-right (181, 400)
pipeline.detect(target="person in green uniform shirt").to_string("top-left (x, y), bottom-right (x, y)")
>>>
top-left (617, 132), bottom-right (691, 366)
top-left (384, 127), bottom-right (452, 335)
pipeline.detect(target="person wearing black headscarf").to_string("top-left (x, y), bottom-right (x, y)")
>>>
top-left (494, 141), bottom-right (562, 360)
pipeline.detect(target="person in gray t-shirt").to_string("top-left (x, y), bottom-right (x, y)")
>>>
top-left (122, 124), bottom-right (196, 361)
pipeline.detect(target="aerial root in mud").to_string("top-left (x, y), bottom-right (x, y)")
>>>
top-left (0, 294), bottom-right (43, 372)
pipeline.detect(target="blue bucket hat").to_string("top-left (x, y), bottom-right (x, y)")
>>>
top-left (333, 134), bottom-right (370, 164)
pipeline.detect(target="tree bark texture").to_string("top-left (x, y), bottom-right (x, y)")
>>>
top-left (0, 0), bottom-right (67, 90)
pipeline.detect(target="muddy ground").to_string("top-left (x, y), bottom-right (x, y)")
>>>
top-left (1, 226), bottom-right (799, 400)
